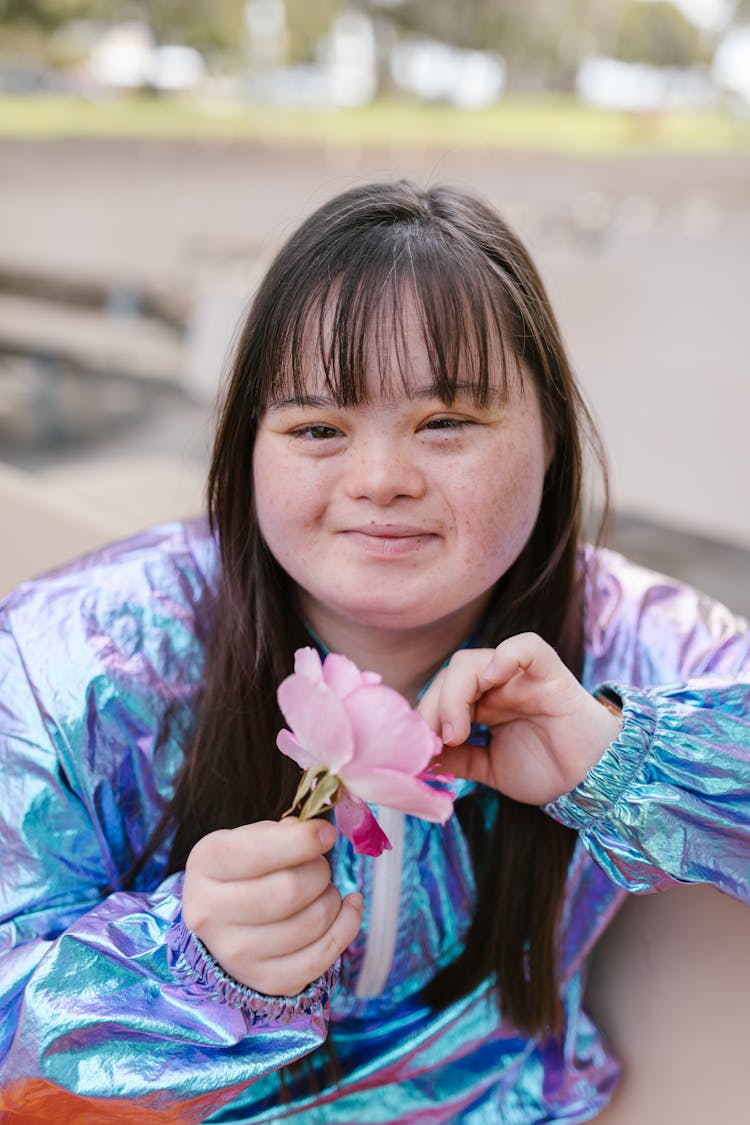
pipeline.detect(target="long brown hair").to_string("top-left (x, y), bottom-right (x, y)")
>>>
top-left (141, 181), bottom-right (607, 1037)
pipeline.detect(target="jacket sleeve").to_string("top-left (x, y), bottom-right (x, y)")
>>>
top-left (0, 611), bottom-right (333, 1122)
top-left (547, 553), bottom-right (750, 901)
top-left (546, 677), bottom-right (750, 900)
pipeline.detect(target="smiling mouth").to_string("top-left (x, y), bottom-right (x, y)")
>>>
top-left (341, 528), bottom-right (440, 557)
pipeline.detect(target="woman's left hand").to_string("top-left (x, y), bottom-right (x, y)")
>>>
top-left (418, 633), bottom-right (622, 806)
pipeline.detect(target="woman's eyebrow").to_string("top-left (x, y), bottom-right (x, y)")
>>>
top-left (266, 393), bottom-right (338, 411)
top-left (265, 382), bottom-right (507, 411)
top-left (409, 382), bottom-right (480, 400)
top-left (409, 382), bottom-right (507, 404)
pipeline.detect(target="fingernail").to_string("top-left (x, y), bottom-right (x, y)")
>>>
top-left (349, 892), bottom-right (364, 911)
top-left (318, 822), bottom-right (337, 849)
top-left (442, 722), bottom-right (454, 743)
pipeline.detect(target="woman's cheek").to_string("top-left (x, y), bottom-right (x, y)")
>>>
top-left (473, 462), bottom-right (544, 566)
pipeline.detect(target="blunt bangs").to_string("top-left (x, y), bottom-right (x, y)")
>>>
top-left (253, 201), bottom-right (521, 413)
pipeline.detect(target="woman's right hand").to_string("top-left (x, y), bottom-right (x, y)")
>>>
top-left (182, 817), bottom-right (363, 997)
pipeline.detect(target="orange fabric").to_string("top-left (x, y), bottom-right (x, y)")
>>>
top-left (0, 1078), bottom-right (241, 1124)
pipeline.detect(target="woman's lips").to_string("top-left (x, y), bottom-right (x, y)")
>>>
top-left (341, 526), bottom-right (440, 558)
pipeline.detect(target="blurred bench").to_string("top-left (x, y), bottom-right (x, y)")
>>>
top-left (0, 456), bottom-right (204, 598)
top-left (0, 293), bottom-right (183, 386)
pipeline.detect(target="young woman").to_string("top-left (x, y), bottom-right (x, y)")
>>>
top-left (1, 181), bottom-right (748, 1123)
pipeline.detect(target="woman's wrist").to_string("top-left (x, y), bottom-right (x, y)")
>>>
top-left (551, 688), bottom-right (624, 801)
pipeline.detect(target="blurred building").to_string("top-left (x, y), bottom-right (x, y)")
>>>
top-left (712, 24), bottom-right (750, 103)
top-left (87, 19), bottom-right (206, 94)
top-left (390, 40), bottom-right (506, 108)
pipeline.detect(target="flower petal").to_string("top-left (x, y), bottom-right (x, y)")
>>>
top-left (276, 728), bottom-right (318, 771)
top-left (344, 768), bottom-right (454, 823)
top-left (334, 792), bottom-right (392, 857)
top-left (277, 673), bottom-right (353, 772)
top-left (322, 652), bottom-right (380, 698)
top-left (340, 685), bottom-right (442, 775)
top-left (294, 647), bottom-right (324, 683)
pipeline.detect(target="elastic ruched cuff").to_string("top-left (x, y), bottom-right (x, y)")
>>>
top-left (168, 916), bottom-right (340, 1024)
top-left (544, 684), bottom-right (659, 830)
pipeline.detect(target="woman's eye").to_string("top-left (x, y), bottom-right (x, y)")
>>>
top-left (294, 424), bottom-right (342, 440)
top-left (423, 417), bottom-right (471, 431)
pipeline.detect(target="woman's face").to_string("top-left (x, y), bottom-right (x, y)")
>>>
top-left (252, 310), bottom-right (551, 649)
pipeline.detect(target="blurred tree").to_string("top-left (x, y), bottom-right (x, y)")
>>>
top-left (375, 0), bottom-right (631, 91)
top-left (144, 0), bottom-right (246, 52)
top-left (7, 0), bottom-right (722, 83)
top-left (0, 0), bottom-right (248, 51)
top-left (613, 0), bottom-right (705, 67)
top-left (384, 0), bottom-right (531, 56)
top-left (0, 0), bottom-right (102, 63)
top-left (0, 0), bottom-right (93, 29)
top-left (284, 0), bottom-right (345, 62)
top-left (0, 0), bottom-right (352, 60)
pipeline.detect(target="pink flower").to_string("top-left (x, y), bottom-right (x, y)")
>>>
top-left (276, 647), bottom-right (454, 856)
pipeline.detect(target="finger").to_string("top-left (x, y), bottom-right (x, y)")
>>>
top-left (188, 818), bottom-right (337, 883)
top-left (428, 649), bottom-right (496, 746)
top-left (478, 632), bottom-right (561, 692)
top-left (417, 666), bottom-right (447, 733)
top-left (477, 634), bottom-right (583, 722)
top-left (193, 854), bottom-right (334, 926)
top-left (424, 636), bottom-right (567, 745)
top-left (436, 741), bottom-right (495, 788)
top-left (256, 855), bottom-right (335, 920)
top-left (242, 883), bottom-right (344, 960)
top-left (250, 892), bottom-right (365, 997)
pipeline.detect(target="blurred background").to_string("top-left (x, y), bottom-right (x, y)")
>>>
top-left (1, 0), bottom-right (749, 611)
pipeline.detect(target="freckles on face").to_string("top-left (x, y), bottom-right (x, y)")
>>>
top-left (452, 413), bottom-right (546, 587)
top-left (251, 356), bottom-right (551, 638)
top-left (252, 443), bottom-right (322, 569)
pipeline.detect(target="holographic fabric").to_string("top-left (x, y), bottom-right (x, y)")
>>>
top-left (1, 519), bottom-right (748, 1122)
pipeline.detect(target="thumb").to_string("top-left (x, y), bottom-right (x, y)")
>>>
top-left (434, 741), bottom-right (493, 787)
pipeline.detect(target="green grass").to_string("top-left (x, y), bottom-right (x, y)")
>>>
top-left (0, 93), bottom-right (748, 154)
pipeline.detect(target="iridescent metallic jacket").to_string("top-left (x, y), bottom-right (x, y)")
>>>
top-left (1, 520), bottom-right (749, 1123)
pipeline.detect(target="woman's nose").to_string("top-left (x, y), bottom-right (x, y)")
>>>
top-left (344, 438), bottom-right (426, 504)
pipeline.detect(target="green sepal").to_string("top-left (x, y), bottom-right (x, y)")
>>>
top-left (284, 766), bottom-right (342, 820)
top-left (299, 771), bottom-right (342, 820)
top-left (283, 767), bottom-right (320, 817)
